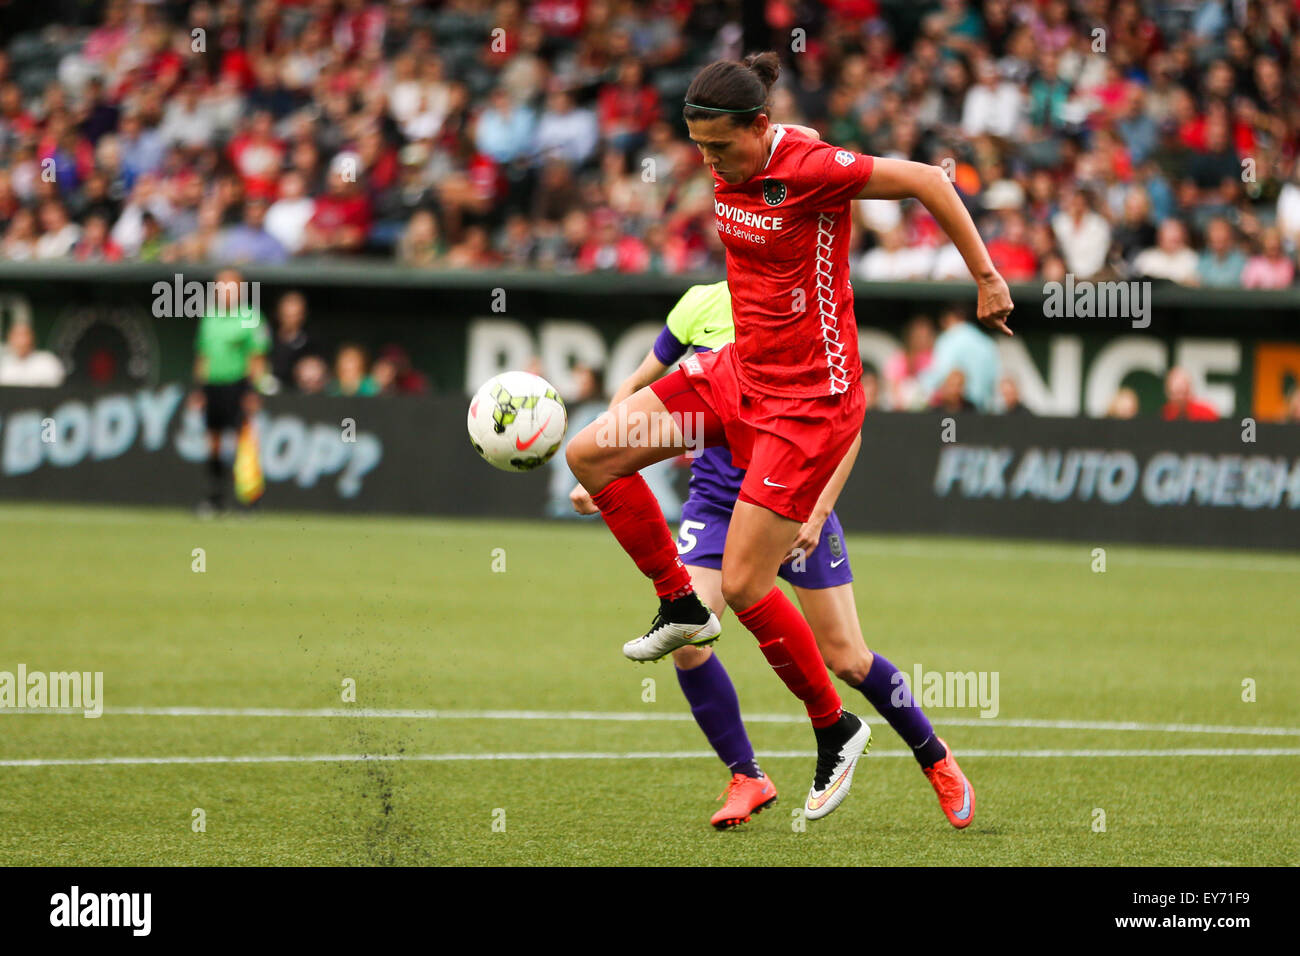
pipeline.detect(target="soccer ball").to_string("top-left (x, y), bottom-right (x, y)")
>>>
top-left (467, 371), bottom-right (568, 472)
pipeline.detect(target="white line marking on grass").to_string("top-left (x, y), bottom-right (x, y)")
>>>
top-left (4, 503), bottom-right (1298, 574)
top-left (845, 540), bottom-right (1300, 574)
top-left (3, 748), bottom-right (1299, 768)
top-left (6, 706), bottom-right (1297, 738)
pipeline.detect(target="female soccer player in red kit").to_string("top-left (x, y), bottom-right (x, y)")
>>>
top-left (567, 52), bottom-right (1013, 821)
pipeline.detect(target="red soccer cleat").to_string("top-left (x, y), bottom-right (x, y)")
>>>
top-left (922, 738), bottom-right (975, 829)
top-left (711, 772), bottom-right (778, 829)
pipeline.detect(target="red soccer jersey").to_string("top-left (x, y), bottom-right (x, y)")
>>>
top-left (711, 125), bottom-right (874, 398)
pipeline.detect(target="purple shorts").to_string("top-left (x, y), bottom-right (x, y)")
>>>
top-left (675, 497), bottom-right (853, 590)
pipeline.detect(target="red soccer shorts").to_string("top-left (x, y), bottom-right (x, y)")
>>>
top-left (650, 345), bottom-right (865, 523)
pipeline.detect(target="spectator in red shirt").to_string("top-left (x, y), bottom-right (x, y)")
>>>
top-left (302, 152), bottom-right (372, 253)
top-left (333, 0), bottom-right (387, 59)
top-left (72, 213), bottom-right (122, 261)
top-left (445, 224), bottom-right (501, 268)
top-left (987, 211), bottom-right (1038, 282)
top-left (597, 59), bottom-right (661, 154)
top-left (137, 22), bottom-right (184, 95)
top-left (1, 81), bottom-right (37, 141)
top-left (530, 0), bottom-right (586, 39)
top-left (1162, 367), bottom-right (1220, 421)
top-left (577, 209), bottom-right (648, 273)
top-left (227, 110), bottom-right (285, 201)
top-left (355, 125), bottom-right (398, 197)
top-left (0, 169), bottom-right (19, 221)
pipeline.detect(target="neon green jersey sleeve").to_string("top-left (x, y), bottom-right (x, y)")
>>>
top-left (664, 281), bottom-right (735, 351)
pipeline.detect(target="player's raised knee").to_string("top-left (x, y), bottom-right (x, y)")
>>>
top-left (565, 421), bottom-right (605, 477)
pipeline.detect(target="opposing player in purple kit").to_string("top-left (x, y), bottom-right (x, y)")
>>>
top-left (572, 280), bottom-right (975, 830)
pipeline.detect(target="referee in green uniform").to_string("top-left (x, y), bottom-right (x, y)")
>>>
top-left (190, 268), bottom-right (269, 513)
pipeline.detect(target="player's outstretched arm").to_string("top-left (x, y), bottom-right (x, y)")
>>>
top-left (608, 349), bottom-right (669, 410)
top-left (855, 157), bottom-right (1013, 337)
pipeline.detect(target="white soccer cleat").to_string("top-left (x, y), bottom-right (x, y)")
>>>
top-left (622, 609), bottom-right (722, 662)
top-left (804, 711), bottom-right (871, 820)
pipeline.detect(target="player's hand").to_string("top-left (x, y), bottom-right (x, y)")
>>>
top-left (570, 483), bottom-right (598, 515)
top-left (186, 389), bottom-right (205, 411)
top-left (784, 513), bottom-right (826, 563)
top-left (976, 272), bottom-right (1014, 336)
top-left (241, 390), bottom-right (261, 415)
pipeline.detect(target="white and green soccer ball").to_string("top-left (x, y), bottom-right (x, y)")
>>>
top-left (467, 371), bottom-right (568, 472)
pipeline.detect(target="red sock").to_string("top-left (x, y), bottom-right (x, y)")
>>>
top-left (590, 475), bottom-right (693, 599)
top-left (736, 587), bottom-right (842, 727)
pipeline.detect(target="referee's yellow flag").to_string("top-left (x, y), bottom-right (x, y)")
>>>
top-left (234, 421), bottom-right (265, 505)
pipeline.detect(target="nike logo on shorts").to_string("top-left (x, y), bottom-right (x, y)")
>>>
top-left (829, 558), bottom-right (846, 568)
top-left (762, 477), bottom-right (787, 488)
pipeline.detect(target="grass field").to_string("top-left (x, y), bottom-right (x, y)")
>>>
top-left (1, 502), bottom-right (1297, 866)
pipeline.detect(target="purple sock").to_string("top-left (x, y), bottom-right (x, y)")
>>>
top-left (857, 653), bottom-right (947, 768)
top-left (675, 653), bottom-right (760, 777)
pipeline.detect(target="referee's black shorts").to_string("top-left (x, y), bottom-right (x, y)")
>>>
top-left (203, 381), bottom-right (248, 433)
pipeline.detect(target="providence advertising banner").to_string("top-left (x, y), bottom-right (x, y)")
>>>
top-left (4, 264), bottom-right (1300, 420)
top-left (1, 385), bottom-right (1297, 550)
top-left (843, 413), bottom-right (1300, 549)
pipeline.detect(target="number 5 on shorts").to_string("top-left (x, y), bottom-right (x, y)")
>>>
top-left (678, 520), bottom-right (706, 555)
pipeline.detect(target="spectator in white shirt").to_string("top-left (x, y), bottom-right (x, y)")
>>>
top-left (859, 227), bottom-right (936, 280)
top-left (0, 323), bottom-right (64, 387)
top-left (1133, 219), bottom-right (1200, 284)
top-left (158, 81), bottom-right (217, 149)
top-left (961, 58), bottom-right (1023, 138)
top-left (1051, 188), bottom-right (1111, 278)
top-left (34, 200), bottom-right (81, 259)
top-left (856, 197), bottom-right (902, 235)
top-left (1276, 161), bottom-right (1300, 248)
top-left (265, 170), bottom-right (316, 255)
top-left (387, 54), bottom-right (424, 126)
top-left (930, 242), bottom-right (973, 280)
top-left (1, 207), bottom-right (37, 261)
top-left (532, 85), bottom-right (599, 168)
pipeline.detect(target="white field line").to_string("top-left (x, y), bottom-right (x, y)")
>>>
top-left (4, 706), bottom-right (1299, 738)
top-left (844, 540), bottom-right (1300, 574)
top-left (2, 748), bottom-right (1299, 769)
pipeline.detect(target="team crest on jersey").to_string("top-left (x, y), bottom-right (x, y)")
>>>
top-left (762, 179), bottom-right (787, 206)
top-left (834, 150), bottom-right (854, 167)
top-left (828, 533), bottom-right (843, 560)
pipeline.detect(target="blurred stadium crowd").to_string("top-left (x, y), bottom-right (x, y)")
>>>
top-left (1, 0), bottom-right (1299, 285)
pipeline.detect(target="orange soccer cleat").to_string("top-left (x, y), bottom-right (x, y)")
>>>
top-left (922, 738), bottom-right (975, 829)
top-left (711, 772), bottom-right (778, 829)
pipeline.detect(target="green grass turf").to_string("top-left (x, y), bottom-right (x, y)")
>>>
top-left (0, 502), bottom-right (1297, 866)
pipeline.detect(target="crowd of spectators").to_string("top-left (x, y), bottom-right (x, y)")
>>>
top-left (261, 288), bottom-right (432, 396)
top-left (1, 0), bottom-right (1300, 286)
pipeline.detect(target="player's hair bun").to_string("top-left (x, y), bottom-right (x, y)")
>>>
top-left (743, 52), bottom-right (781, 92)
top-left (684, 52), bottom-right (780, 124)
